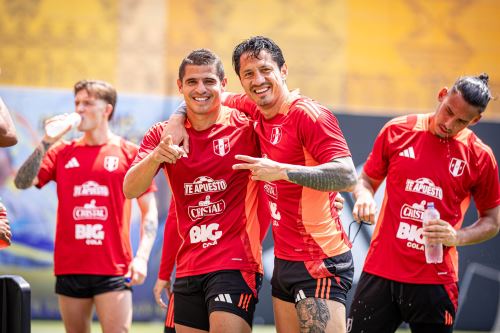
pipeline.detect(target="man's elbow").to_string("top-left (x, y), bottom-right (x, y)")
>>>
top-left (123, 184), bottom-right (140, 199)
top-left (0, 133), bottom-right (18, 147)
top-left (343, 175), bottom-right (358, 192)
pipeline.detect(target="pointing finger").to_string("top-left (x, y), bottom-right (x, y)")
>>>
top-left (234, 154), bottom-right (259, 163)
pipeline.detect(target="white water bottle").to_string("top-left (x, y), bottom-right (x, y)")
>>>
top-left (45, 113), bottom-right (82, 137)
top-left (423, 202), bottom-right (443, 264)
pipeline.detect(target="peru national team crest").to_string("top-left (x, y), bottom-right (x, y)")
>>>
top-left (103, 156), bottom-right (119, 172)
top-left (270, 126), bottom-right (282, 145)
top-left (449, 158), bottom-right (466, 177)
top-left (213, 138), bottom-right (230, 156)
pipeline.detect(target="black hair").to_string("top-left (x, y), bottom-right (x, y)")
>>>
top-left (178, 49), bottom-right (225, 82)
top-left (450, 73), bottom-right (492, 113)
top-left (232, 36), bottom-right (285, 77)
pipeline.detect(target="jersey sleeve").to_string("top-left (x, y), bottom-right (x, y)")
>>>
top-left (158, 200), bottom-right (181, 281)
top-left (35, 142), bottom-right (66, 188)
top-left (131, 122), bottom-right (165, 172)
top-left (295, 101), bottom-right (351, 164)
top-left (223, 93), bottom-right (260, 120)
top-left (363, 121), bottom-right (392, 181)
top-left (471, 139), bottom-right (500, 212)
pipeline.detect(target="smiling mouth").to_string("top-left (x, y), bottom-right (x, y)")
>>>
top-left (194, 96), bottom-right (209, 102)
top-left (253, 86), bottom-right (270, 94)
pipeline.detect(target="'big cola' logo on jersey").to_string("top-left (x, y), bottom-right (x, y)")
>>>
top-left (73, 200), bottom-right (108, 221)
top-left (396, 222), bottom-right (424, 251)
top-left (189, 223), bottom-right (222, 248)
top-left (400, 201), bottom-right (426, 222)
top-left (405, 178), bottom-right (443, 200)
top-left (75, 224), bottom-right (104, 245)
top-left (184, 176), bottom-right (227, 195)
top-left (263, 182), bottom-right (278, 199)
top-left (188, 195), bottom-right (226, 221)
top-left (73, 181), bottom-right (109, 197)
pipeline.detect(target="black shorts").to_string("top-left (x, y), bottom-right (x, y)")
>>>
top-left (55, 274), bottom-right (131, 298)
top-left (164, 293), bottom-right (175, 333)
top-left (347, 272), bottom-right (458, 333)
top-left (271, 250), bottom-right (354, 305)
top-left (173, 270), bottom-right (262, 331)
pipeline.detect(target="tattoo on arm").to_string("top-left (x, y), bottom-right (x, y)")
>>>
top-left (142, 217), bottom-right (158, 239)
top-left (14, 141), bottom-right (51, 189)
top-left (297, 298), bottom-right (331, 333)
top-left (287, 159), bottom-right (357, 192)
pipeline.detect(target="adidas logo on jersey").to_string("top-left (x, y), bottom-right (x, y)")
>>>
top-left (399, 147), bottom-right (415, 159)
top-left (65, 157), bottom-right (80, 169)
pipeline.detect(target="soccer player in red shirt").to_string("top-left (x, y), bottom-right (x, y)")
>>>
top-left (227, 36), bottom-right (358, 333)
top-left (349, 74), bottom-right (500, 333)
top-left (14, 80), bottom-right (158, 333)
top-left (0, 96), bottom-right (17, 247)
top-left (123, 49), bottom-right (266, 333)
top-left (167, 37), bottom-right (357, 333)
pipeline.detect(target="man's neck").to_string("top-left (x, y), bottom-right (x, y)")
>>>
top-left (260, 86), bottom-right (293, 120)
top-left (187, 107), bottom-right (222, 131)
top-left (81, 124), bottom-right (113, 145)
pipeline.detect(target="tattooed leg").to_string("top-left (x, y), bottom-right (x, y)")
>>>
top-left (297, 298), bottom-right (330, 333)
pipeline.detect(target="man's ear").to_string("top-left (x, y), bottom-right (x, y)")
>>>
top-left (437, 87), bottom-right (448, 102)
top-left (177, 79), bottom-right (183, 93)
top-left (469, 114), bottom-right (482, 126)
top-left (280, 63), bottom-right (288, 81)
top-left (221, 77), bottom-right (227, 91)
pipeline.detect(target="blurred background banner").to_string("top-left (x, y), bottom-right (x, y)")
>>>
top-left (0, 0), bottom-right (499, 329)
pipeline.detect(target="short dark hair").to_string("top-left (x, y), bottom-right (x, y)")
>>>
top-left (74, 80), bottom-right (117, 120)
top-left (450, 73), bottom-right (492, 113)
top-left (232, 36), bottom-right (286, 77)
top-left (178, 49), bottom-right (225, 82)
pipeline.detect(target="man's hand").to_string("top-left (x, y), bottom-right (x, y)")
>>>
top-left (151, 134), bottom-right (187, 165)
top-left (352, 192), bottom-right (377, 224)
top-left (423, 219), bottom-right (458, 246)
top-left (153, 278), bottom-right (172, 309)
top-left (233, 155), bottom-right (288, 182)
top-left (334, 193), bottom-right (344, 214)
top-left (125, 256), bottom-right (148, 286)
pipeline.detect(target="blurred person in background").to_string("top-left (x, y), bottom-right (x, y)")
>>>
top-left (349, 73), bottom-right (500, 333)
top-left (14, 79), bottom-right (158, 333)
top-left (0, 95), bottom-right (17, 248)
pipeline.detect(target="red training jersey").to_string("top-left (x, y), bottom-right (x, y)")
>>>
top-left (224, 92), bottom-right (352, 262)
top-left (363, 114), bottom-right (500, 284)
top-left (134, 107), bottom-right (265, 278)
top-left (36, 136), bottom-right (155, 276)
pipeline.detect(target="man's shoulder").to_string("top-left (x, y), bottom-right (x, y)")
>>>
top-left (456, 128), bottom-right (496, 162)
top-left (288, 95), bottom-right (331, 120)
top-left (380, 114), bottom-right (427, 134)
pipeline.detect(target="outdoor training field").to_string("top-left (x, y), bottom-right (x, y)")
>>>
top-left (31, 321), bottom-right (485, 333)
